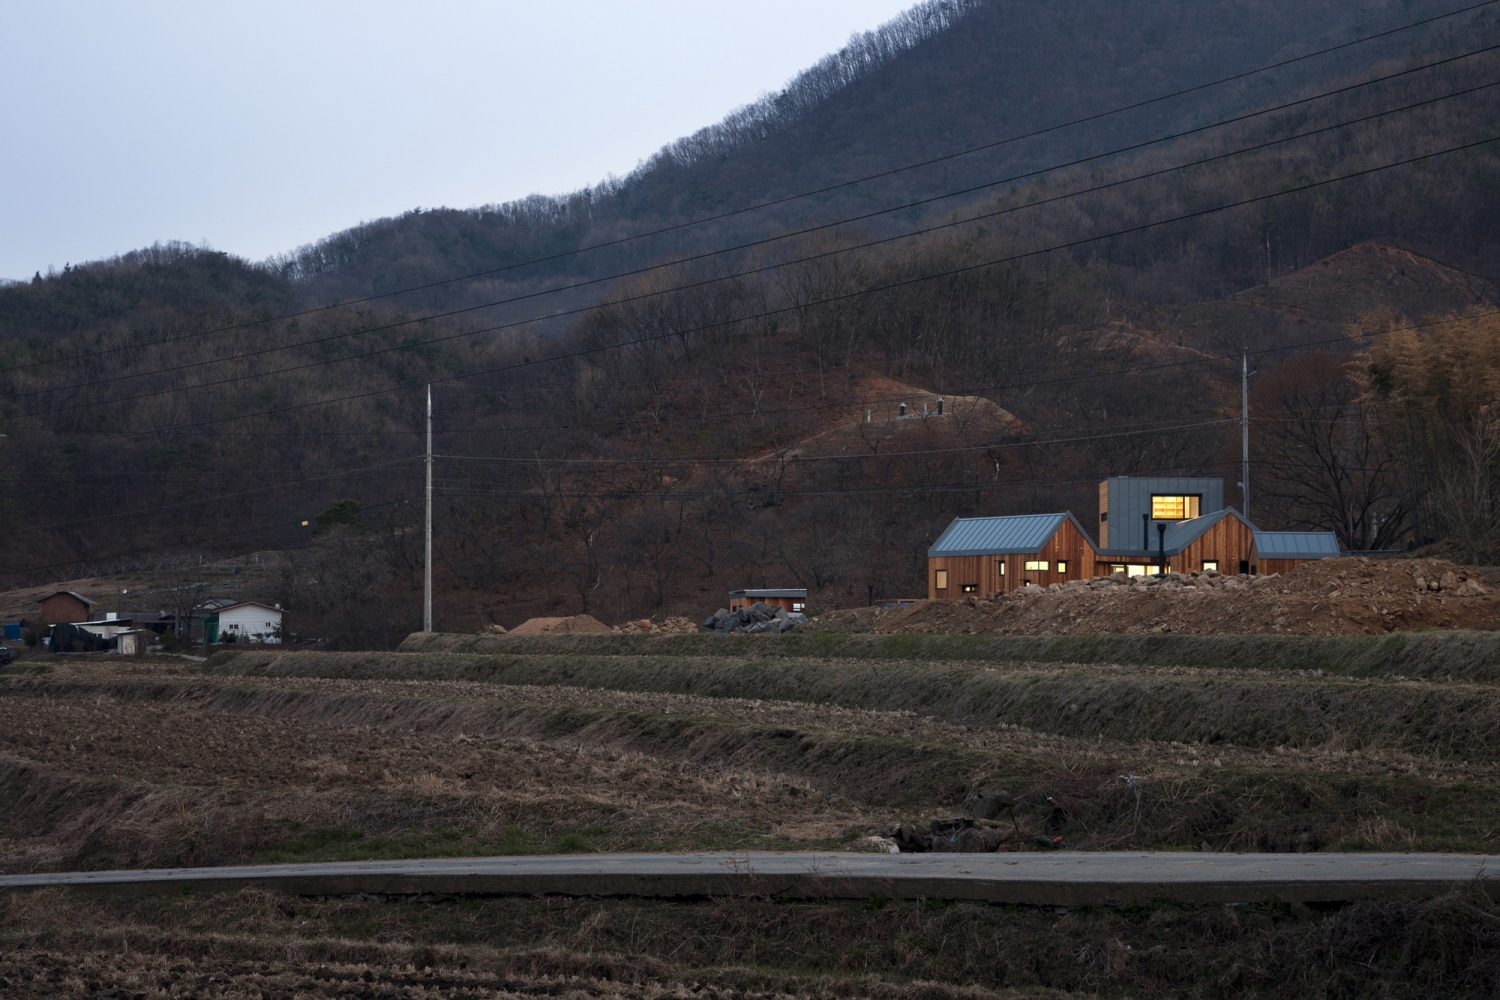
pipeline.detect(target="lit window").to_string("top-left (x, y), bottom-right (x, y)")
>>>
top-left (1024, 560), bottom-right (1049, 572)
top-left (1127, 565), bottom-right (1149, 577)
top-left (1151, 495), bottom-right (1201, 520)
top-left (996, 561), bottom-right (1005, 575)
top-left (1110, 564), bottom-right (1128, 575)
top-left (935, 569), bottom-right (948, 590)
top-left (1202, 560), bottom-right (1219, 573)
top-left (792, 602), bottom-right (805, 611)
top-left (961, 584), bottom-right (978, 593)
top-left (1057, 560), bottom-right (1068, 574)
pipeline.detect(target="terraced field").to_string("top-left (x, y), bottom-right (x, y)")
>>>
top-left (5, 632), bottom-right (1500, 997)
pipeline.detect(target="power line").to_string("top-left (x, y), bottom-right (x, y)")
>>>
top-left (14, 99), bottom-right (1500, 443)
top-left (20, 46), bottom-right (1500, 408)
top-left (9, 0), bottom-right (1492, 379)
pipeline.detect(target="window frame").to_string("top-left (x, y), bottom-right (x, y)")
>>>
top-left (935, 569), bottom-right (948, 591)
top-left (1056, 560), bottom-right (1069, 574)
top-left (1201, 560), bottom-right (1219, 573)
top-left (960, 583), bottom-right (979, 594)
top-left (1023, 560), bottom-right (1050, 572)
top-left (1150, 494), bottom-right (1202, 521)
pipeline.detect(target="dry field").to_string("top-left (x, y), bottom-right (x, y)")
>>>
top-left (6, 632), bottom-right (1500, 997)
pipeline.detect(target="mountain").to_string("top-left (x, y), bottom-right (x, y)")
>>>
top-left (7, 0), bottom-right (1500, 640)
top-left (276, 0), bottom-right (1500, 313)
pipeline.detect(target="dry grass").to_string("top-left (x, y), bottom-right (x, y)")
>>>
top-left (394, 627), bottom-right (1500, 682)
top-left (10, 639), bottom-right (1500, 998)
top-left (208, 647), bottom-right (1500, 759)
top-left (6, 881), bottom-right (1500, 999)
top-left (5, 664), bottom-right (1500, 873)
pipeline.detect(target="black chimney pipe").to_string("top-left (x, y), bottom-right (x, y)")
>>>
top-left (1157, 522), bottom-right (1168, 575)
top-left (1142, 513), bottom-right (1149, 551)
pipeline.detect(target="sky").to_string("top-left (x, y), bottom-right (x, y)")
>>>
top-left (0, 1), bottom-right (915, 281)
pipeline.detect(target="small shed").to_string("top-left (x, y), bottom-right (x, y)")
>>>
top-left (1252, 531), bottom-right (1342, 575)
top-left (728, 589), bottom-right (807, 613)
top-left (927, 513), bottom-right (1097, 597)
top-left (36, 591), bottom-right (96, 625)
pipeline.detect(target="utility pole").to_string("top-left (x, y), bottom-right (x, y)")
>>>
top-left (424, 384), bottom-right (433, 633)
top-left (1241, 350), bottom-right (1251, 522)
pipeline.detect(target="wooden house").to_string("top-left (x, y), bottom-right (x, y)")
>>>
top-left (1095, 507), bottom-right (1257, 576)
top-left (927, 513), bottom-right (1097, 598)
top-left (36, 591), bottom-right (95, 625)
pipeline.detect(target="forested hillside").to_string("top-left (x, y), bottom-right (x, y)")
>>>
top-left (5, 0), bottom-right (1500, 643)
top-left (276, 0), bottom-right (1500, 311)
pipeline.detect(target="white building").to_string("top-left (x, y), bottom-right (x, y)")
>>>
top-left (213, 601), bottom-right (284, 644)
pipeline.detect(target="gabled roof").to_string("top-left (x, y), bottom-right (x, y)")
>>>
top-left (1163, 507), bottom-right (1254, 553)
top-left (211, 601), bottom-right (283, 614)
top-left (1098, 507), bottom-right (1255, 558)
top-left (928, 513), bottom-right (1089, 557)
top-left (37, 591), bottom-right (95, 606)
top-left (1254, 530), bottom-right (1342, 559)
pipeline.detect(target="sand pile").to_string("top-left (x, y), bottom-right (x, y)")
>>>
top-left (813, 558), bottom-right (1500, 637)
top-left (507, 614), bottom-right (613, 635)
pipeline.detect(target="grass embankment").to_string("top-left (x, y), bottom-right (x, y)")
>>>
top-left (397, 629), bottom-right (1500, 681)
top-left (5, 882), bottom-right (1499, 999)
top-left (209, 648), bottom-right (1500, 758)
top-left (6, 671), bottom-right (1499, 864)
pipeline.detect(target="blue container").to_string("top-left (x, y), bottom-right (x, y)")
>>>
top-left (3, 623), bottom-right (20, 641)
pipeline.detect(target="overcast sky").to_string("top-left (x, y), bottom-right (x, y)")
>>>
top-left (0, 1), bottom-right (914, 281)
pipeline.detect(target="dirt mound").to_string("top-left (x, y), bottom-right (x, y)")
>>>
top-left (816, 558), bottom-right (1500, 637)
top-left (508, 614), bottom-right (612, 635)
top-left (614, 617), bottom-right (697, 634)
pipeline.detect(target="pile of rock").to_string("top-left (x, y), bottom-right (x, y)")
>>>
top-left (700, 602), bottom-right (808, 634)
top-left (1026, 569), bottom-right (1272, 597)
top-left (614, 617), bottom-right (698, 634)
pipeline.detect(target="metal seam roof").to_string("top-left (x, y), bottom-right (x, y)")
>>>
top-left (1253, 530), bottom-right (1342, 558)
top-left (927, 513), bottom-right (1074, 557)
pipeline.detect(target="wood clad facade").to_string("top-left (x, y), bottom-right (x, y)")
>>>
top-left (1093, 512), bottom-right (1257, 576)
top-left (928, 518), bottom-right (1096, 598)
top-left (37, 592), bottom-right (93, 625)
top-left (1166, 513), bottom-right (1254, 575)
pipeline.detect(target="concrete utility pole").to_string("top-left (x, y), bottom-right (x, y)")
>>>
top-left (424, 385), bottom-right (433, 633)
top-left (1241, 350), bottom-right (1251, 522)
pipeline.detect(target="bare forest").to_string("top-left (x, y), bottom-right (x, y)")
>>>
top-left (5, 0), bottom-right (1500, 642)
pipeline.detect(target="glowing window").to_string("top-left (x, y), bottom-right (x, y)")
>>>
top-left (996, 561), bottom-right (1005, 575)
top-left (1202, 560), bottom-right (1219, 573)
top-left (1057, 560), bottom-right (1068, 574)
top-left (961, 584), bottom-right (978, 593)
top-left (792, 602), bottom-right (805, 611)
top-left (1024, 560), bottom-right (1049, 572)
top-left (1127, 564), bottom-right (1150, 577)
top-left (1151, 495), bottom-right (1201, 520)
top-left (935, 569), bottom-right (948, 590)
